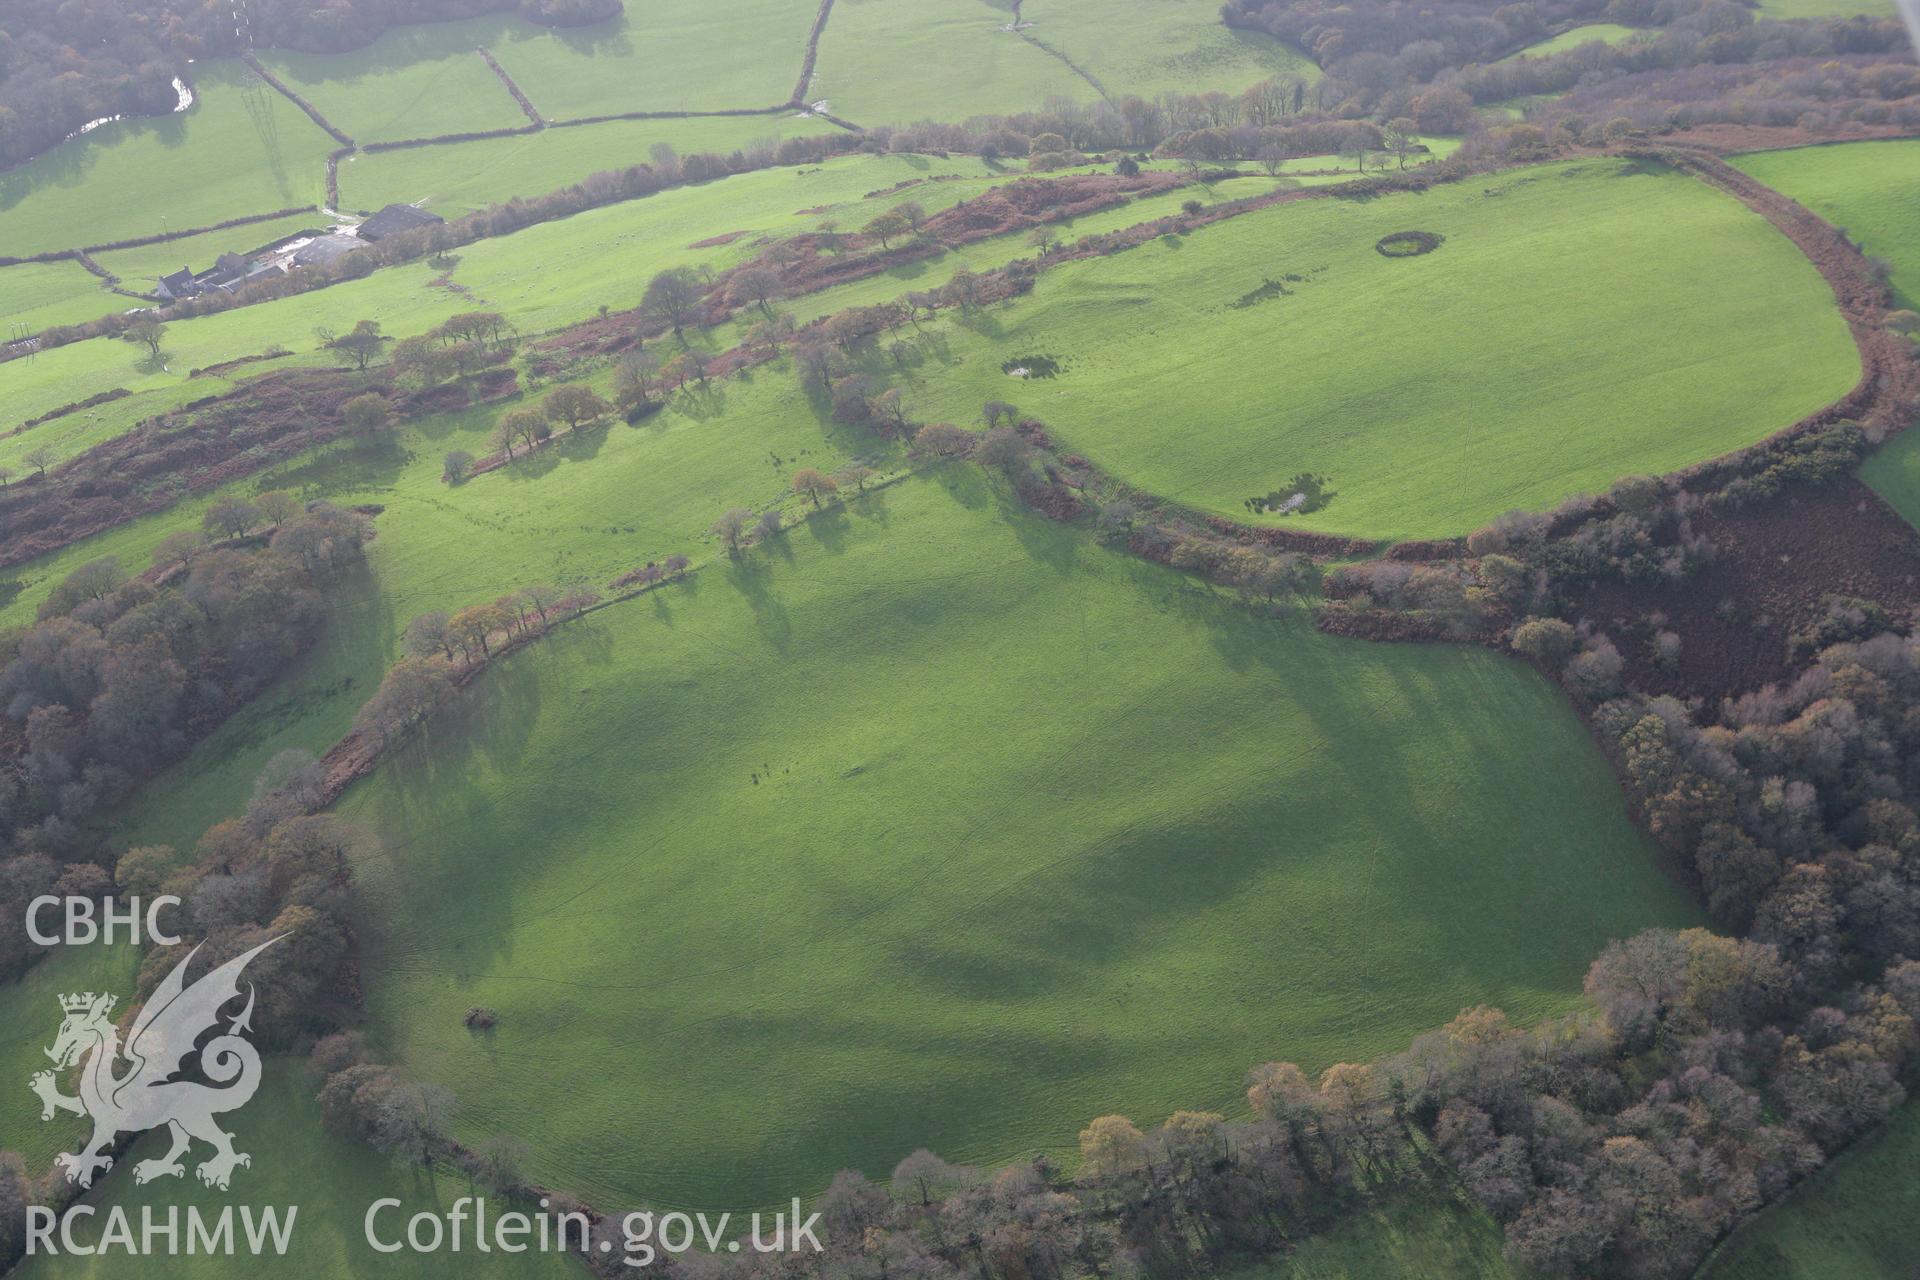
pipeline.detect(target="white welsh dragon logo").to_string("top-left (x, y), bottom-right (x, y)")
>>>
top-left (29, 938), bottom-right (279, 1191)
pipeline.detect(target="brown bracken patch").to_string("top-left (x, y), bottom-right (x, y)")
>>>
top-left (1566, 479), bottom-right (1920, 703)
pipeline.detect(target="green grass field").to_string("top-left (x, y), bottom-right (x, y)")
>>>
top-left (895, 158), bottom-right (1857, 540)
top-left (257, 23), bottom-right (528, 143)
top-left (305, 470), bottom-right (1697, 1212)
top-left (0, 367), bottom-right (253, 477)
top-left (7, 150), bottom-right (1148, 463)
top-left (1755, 0), bottom-right (1897, 16)
top-left (0, 62), bottom-right (333, 260)
top-left (11, 1062), bottom-right (579, 1280)
top-left (1226, 1188), bottom-right (1522, 1279)
top-left (482, 0), bottom-right (818, 119)
top-left (815, 0), bottom-right (1092, 124)
top-left (337, 112), bottom-right (831, 216)
top-left (0, 261), bottom-right (115, 336)
top-left (1699, 1102), bottom-right (1920, 1279)
top-left (1, 214), bottom-right (323, 338)
top-left (1859, 419), bottom-right (1920, 525)
top-left (1017, 0), bottom-right (1318, 99)
top-left (1732, 139), bottom-right (1920, 310)
top-left (1496, 23), bottom-right (1648, 62)
top-left (0, 152), bottom-right (1001, 456)
top-left (0, 945), bottom-right (142, 1173)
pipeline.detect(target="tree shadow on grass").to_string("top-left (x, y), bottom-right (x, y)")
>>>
top-left (556, 423), bottom-right (609, 462)
top-left (259, 437), bottom-right (410, 499)
top-left (674, 383), bottom-right (730, 422)
top-left (801, 503), bottom-right (852, 555)
top-left (948, 309), bottom-right (1006, 341)
top-left (988, 479), bottom-right (1077, 577)
top-left (354, 617), bottom-right (644, 978)
top-left (506, 444), bottom-right (564, 481)
top-left (932, 460), bottom-right (992, 511)
top-left (723, 552), bottom-right (791, 654)
top-left (847, 484), bottom-right (892, 527)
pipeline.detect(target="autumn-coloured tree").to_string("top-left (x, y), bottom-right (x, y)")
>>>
top-left (1077, 1115), bottom-right (1148, 1181)
top-left (791, 468), bottom-right (838, 508)
top-left (543, 385), bottom-right (611, 431)
top-left (912, 423), bottom-right (976, 459)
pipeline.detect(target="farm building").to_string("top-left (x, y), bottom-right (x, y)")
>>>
top-left (153, 253), bottom-right (284, 300)
top-left (291, 233), bottom-right (368, 268)
top-left (154, 268), bottom-right (197, 301)
top-left (356, 203), bottom-right (444, 242)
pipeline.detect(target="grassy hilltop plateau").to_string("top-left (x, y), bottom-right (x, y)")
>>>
top-left (1, 0), bottom-right (1919, 1277)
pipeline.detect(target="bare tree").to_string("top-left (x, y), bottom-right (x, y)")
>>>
top-left (729, 266), bottom-right (786, 318)
top-left (711, 507), bottom-right (752, 553)
top-left (373, 1082), bottom-right (455, 1168)
top-left (203, 498), bottom-right (258, 539)
top-left (122, 317), bottom-right (167, 359)
top-left (642, 267), bottom-right (706, 336)
top-left (255, 490), bottom-right (301, 527)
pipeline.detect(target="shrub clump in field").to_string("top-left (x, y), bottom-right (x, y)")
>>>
top-left (1001, 354), bottom-right (1062, 379)
top-left (1245, 472), bottom-right (1332, 516)
top-left (1375, 230), bottom-right (1445, 257)
top-left (1230, 277), bottom-right (1294, 309)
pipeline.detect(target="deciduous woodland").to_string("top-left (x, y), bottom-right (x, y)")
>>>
top-left (0, 0), bottom-right (1917, 1276)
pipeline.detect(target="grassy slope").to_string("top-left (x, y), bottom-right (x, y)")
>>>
top-left (1496, 23), bottom-right (1647, 62)
top-left (337, 113), bottom-right (829, 217)
top-left (0, 153), bottom-right (997, 445)
top-left (0, 945), bottom-right (142, 1172)
top-left (0, 378), bottom-right (245, 477)
top-left (0, 357), bottom-right (885, 1180)
top-left (709, 175), bottom-right (1293, 337)
top-left (1699, 1102), bottom-right (1920, 1280)
top-left (327, 473), bottom-right (1697, 1212)
top-left (258, 22), bottom-right (526, 144)
top-left (815, 0), bottom-right (1091, 124)
top-left (1731, 139), bottom-right (1920, 310)
top-left (0, 261), bottom-right (115, 335)
top-left (1860, 421), bottom-right (1920, 522)
top-left (11, 1062), bottom-right (578, 1280)
top-left (1227, 1189), bottom-right (1521, 1279)
top-left (1755, 0), bottom-right (1896, 16)
top-left (1018, 0), bottom-right (1318, 98)
top-left (483, 0), bottom-right (817, 118)
top-left (0, 62), bottom-right (334, 260)
top-left (900, 158), bottom-right (1857, 540)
